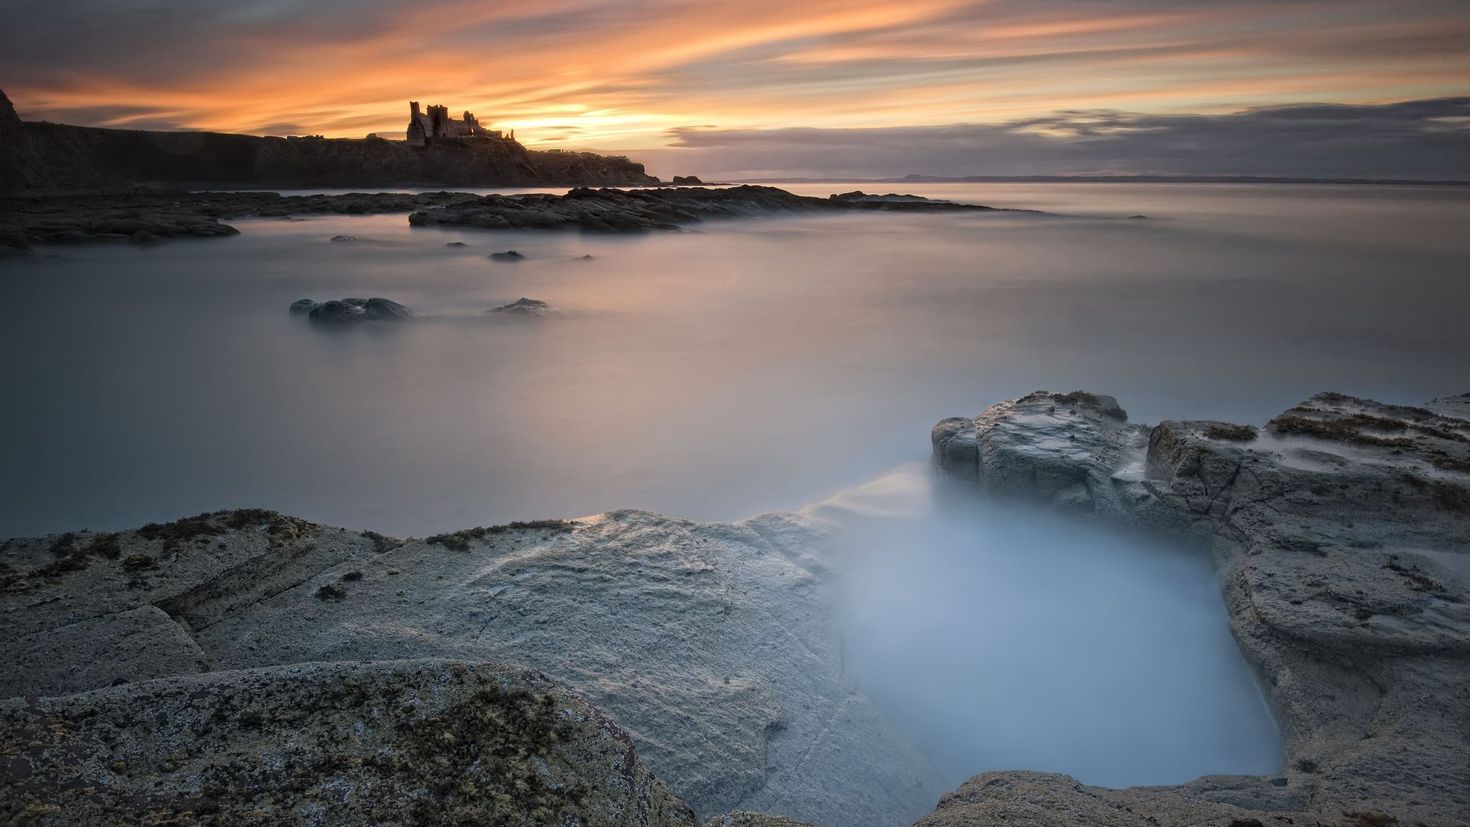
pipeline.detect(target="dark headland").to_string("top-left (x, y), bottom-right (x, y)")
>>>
top-left (0, 89), bottom-right (657, 192)
top-left (0, 89), bottom-right (1040, 252)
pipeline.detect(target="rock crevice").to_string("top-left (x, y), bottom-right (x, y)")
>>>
top-left (930, 390), bottom-right (1470, 826)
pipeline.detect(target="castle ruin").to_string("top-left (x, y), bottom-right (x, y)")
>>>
top-left (405, 101), bottom-right (515, 146)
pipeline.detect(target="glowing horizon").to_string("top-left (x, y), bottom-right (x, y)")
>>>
top-left (4, 0), bottom-right (1468, 155)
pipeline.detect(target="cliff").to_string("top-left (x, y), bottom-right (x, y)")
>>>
top-left (0, 89), bottom-right (657, 192)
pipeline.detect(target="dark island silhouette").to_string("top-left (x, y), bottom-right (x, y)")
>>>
top-left (0, 90), bottom-right (657, 192)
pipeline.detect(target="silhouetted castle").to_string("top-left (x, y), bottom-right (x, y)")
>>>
top-left (406, 102), bottom-right (515, 146)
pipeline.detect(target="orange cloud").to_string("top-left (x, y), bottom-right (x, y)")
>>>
top-left (2, 0), bottom-right (1467, 149)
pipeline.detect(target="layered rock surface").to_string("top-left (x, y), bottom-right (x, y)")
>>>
top-left (2, 659), bottom-right (698, 826)
top-left (932, 391), bottom-right (1470, 826)
top-left (0, 509), bottom-right (943, 826)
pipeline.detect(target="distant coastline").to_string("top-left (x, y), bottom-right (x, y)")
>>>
top-left (0, 89), bottom-right (661, 194)
top-left (735, 173), bottom-right (1470, 186)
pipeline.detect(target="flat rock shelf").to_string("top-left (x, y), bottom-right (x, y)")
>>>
top-left (3, 390), bottom-right (1466, 826)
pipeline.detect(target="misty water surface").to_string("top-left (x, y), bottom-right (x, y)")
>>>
top-left (5, 182), bottom-right (1466, 536)
top-left (5, 182), bottom-right (1467, 793)
top-left (812, 465), bottom-right (1280, 789)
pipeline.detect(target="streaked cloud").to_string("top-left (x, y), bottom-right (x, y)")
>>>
top-left (2, 0), bottom-right (1467, 173)
top-left (650, 98), bottom-right (1470, 180)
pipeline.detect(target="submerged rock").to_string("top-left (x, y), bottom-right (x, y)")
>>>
top-left (490, 249), bottom-right (526, 261)
top-left (931, 391), bottom-right (1470, 825)
top-left (127, 230), bottom-right (160, 245)
top-left (490, 297), bottom-right (555, 315)
top-left (303, 297), bottom-right (411, 325)
top-left (445, 240), bottom-right (467, 247)
top-left (329, 234), bottom-right (358, 243)
top-left (0, 658), bottom-right (698, 826)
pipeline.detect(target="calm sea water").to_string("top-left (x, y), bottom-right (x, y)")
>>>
top-left (5, 181), bottom-right (1465, 794)
top-left (4, 182), bottom-right (1464, 536)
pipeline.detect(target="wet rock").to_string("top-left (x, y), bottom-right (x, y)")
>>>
top-left (490, 297), bottom-right (555, 315)
top-left (306, 297), bottom-right (411, 325)
top-left (490, 249), bottom-right (526, 261)
top-left (329, 234), bottom-right (358, 243)
top-left (127, 230), bottom-right (160, 245)
top-left (930, 391), bottom-right (1470, 825)
top-left (0, 659), bottom-right (699, 826)
top-left (288, 298), bottom-right (321, 315)
top-left (445, 240), bottom-right (467, 247)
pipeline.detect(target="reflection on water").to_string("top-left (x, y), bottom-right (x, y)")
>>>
top-left (814, 465), bottom-right (1280, 789)
top-left (3, 183), bottom-right (1468, 537)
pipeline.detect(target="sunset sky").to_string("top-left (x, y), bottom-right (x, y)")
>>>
top-left (4, 0), bottom-right (1469, 178)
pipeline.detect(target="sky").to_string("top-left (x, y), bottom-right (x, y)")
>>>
top-left (3, 0), bottom-right (1469, 179)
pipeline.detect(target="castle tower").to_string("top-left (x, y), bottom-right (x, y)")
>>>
top-left (406, 101), bottom-right (427, 146)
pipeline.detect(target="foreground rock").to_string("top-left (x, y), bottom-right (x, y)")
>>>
top-left (1, 658), bottom-right (697, 826)
top-left (0, 509), bottom-right (943, 827)
top-left (408, 185), bottom-right (1029, 233)
top-left (932, 390), bottom-right (1470, 826)
top-left (291, 296), bottom-right (412, 325)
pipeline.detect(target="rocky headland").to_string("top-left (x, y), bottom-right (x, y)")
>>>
top-left (4, 390), bottom-right (1466, 826)
top-left (0, 89), bottom-right (655, 194)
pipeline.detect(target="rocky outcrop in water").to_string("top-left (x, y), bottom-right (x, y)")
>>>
top-left (294, 297), bottom-right (412, 325)
top-left (1, 659), bottom-right (698, 826)
top-left (408, 185), bottom-right (1022, 233)
top-left (491, 297), bottom-right (556, 315)
top-left (0, 190), bottom-right (484, 250)
top-left (0, 186), bottom-right (1031, 251)
top-left (0, 509), bottom-right (943, 827)
top-left (931, 391), bottom-right (1470, 826)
